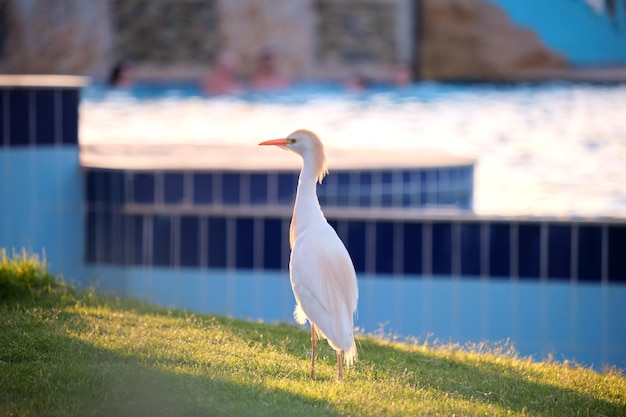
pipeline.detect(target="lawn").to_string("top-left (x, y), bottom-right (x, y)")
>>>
top-left (1, 250), bottom-right (625, 416)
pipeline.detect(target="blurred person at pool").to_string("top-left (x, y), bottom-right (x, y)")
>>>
top-left (201, 50), bottom-right (242, 95)
top-left (345, 63), bottom-right (412, 91)
top-left (108, 60), bottom-right (135, 88)
top-left (250, 49), bottom-right (291, 90)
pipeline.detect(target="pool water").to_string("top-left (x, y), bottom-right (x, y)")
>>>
top-left (81, 81), bottom-right (626, 218)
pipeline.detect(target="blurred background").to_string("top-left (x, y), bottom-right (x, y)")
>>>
top-left (1, 0), bottom-right (626, 371)
top-left (1, 0), bottom-right (626, 81)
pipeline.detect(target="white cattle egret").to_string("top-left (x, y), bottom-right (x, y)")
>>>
top-left (259, 129), bottom-right (358, 380)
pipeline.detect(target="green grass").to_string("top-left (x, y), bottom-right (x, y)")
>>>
top-left (1, 251), bottom-right (625, 417)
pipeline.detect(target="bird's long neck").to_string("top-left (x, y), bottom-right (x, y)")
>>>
top-left (290, 154), bottom-right (325, 248)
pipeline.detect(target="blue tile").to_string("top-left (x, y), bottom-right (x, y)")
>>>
top-left (222, 173), bottom-right (241, 205)
top-left (375, 221), bottom-right (395, 274)
top-left (180, 216), bottom-right (199, 267)
top-left (335, 171), bottom-right (352, 206)
top-left (132, 172), bottom-right (155, 204)
top-left (61, 88), bottom-right (79, 145)
top-left (193, 173), bottom-right (213, 204)
top-left (129, 215), bottom-right (145, 266)
top-left (460, 222), bottom-right (481, 276)
top-left (85, 210), bottom-right (97, 263)
top-left (489, 223), bottom-right (510, 278)
top-left (109, 211), bottom-right (125, 264)
top-left (358, 172), bottom-right (372, 207)
top-left (207, 217), bottom-right (227, 268)
top-left (9, 89), bottom-right (30, 146)
top-left (249, 173), bottom-right (268, 205)
top-left (577, 225), bottom-right (602, 282)
top-left (420, 171), bottom-right (430, 205)
top-left (608, 225), bottom-right (626, 283)
top-left (163, 172), bottom-right (184, 204)
top-left (381, 170), bottom-right (394, 207)
top-left (236, 217), bottom-right (254, 269)
top-left (263, 218), bottom-right (284, 270)
top-left (90, 209), bottom-right (113, 264)
top-left (518, 223), bottom-right (541, 279)
top-left (153, 215), bottom-right (171, 267)
top-left (277, 173), bottom-right (297, 204)
top-left (547, 224), bottom-right (571, 280)
top-left (0, 90), bottom-right (6, 145)
top-left (336, 171), bottom-right (351, 188)
top-left (85, 170), bottom-right (100, 204)
top-left (346, 221), bottom-right (366, 273)
top-left (35, 89), bottom-right (56, 145)
top-left (403, 222), bottom-right (422, 274)
top-left (86, 169), bottom-right (125, 206)
top-left (432, 222), bottom-right (452, 275)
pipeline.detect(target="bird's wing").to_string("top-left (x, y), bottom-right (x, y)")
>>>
top-left (290, 221), bottom-right (358, 353)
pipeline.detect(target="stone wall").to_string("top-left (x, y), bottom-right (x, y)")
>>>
top-left (0, 0), bottom-right (111, 76)
top-left (112, 0), bottom-right (218, 64)
top-left (420, 0), bottom-right (568, 80)
top-left (0, 0), bottom-right (413, 81)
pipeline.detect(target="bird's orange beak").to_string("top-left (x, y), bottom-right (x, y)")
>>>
top-left (258, 138), bottom-right (290, 146)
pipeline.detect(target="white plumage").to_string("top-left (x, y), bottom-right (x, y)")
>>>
top-left (259, 129), bottom-right (358, 380)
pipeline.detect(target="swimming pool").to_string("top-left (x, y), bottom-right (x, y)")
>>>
top-left (80, 81), bottom-right (626, 218)
top-left (4, 76), bottom-right (624, 371)
top-left (75, 81), bottom-right (626, 371)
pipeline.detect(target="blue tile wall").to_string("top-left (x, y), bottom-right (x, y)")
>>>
top-left (608, 225), bottom-right (626, 282)
top-left (128, 214), bottom-right (144, 266)
top-left (460, 222), bottom-right (481, 276)
top-left (250, 173), bottom-right (268, 205)
top-left (277, 173), bottom-right (298, 205)
top-left (61, 89), bottom-right (79, 145)
top-left (7, 89), bottom-right (29, 145)
top-left (193, 173), bottom-right (213, 204)
top-left (488, 223), bottom-right (511, 278)
top-left (153, 215), bottom-right (172, 267)
top-left (207, 217), bottom-right (227, 268)
top-left (132, 173), bottom-right (155, 204)
top-left (35, 89), bottom-right (55, 145)
top-left (83, 167), bottom-right (624, 284)
top-left (180, 216), bottom-right (199, 267)
top-left (235, 217), bottom-right (254, 269)
top-left (164, 173), bottom-right (184, 204)
top-left (346, 221), bottom-right (366, 273)
top-left (375, 221), bottom-right (395, 274)
top-left (0, 86), bottom-right (80, 147)
top-left (432, 223), bottom-right (452, 275)
top-left (222, 173), bottom-right (241, 205)
top-left (263, 218), bottom-right (284, 270)
top-left (547, 224), bottom-right (571, 280)
top-left (577, 225), bottom-right (602, 282)
top-left (518, 223), bottom-right (541, 279)
top-left (403, 223), bottom-right (423, 275)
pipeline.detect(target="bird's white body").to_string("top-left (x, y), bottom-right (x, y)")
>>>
top-left (290, 211), bottom-right (358, 366)
top-left (259, 129), bottom-right (358, 378)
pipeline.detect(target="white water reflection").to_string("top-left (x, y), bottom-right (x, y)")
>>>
top-left (80, 82), bottom-right (626, 217)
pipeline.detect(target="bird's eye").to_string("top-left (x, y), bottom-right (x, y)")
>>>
top-left (289, 138), bottom-right (296, 144)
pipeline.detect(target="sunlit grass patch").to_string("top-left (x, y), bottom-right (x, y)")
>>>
top-left (1, 250), bottom-right (624, 417)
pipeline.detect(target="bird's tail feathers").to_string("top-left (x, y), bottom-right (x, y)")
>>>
top-left (344, 340), bottom-right (358, 367)
top-left (293, 304), bottom-right (308, 325)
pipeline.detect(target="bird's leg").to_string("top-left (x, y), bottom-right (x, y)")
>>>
top-left (310, 323), bottom-right (317, 380)
top-left (337, 351), bottom-right (343, 381)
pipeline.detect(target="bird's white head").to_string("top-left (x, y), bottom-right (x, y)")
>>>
top-left (259, 129), bottom-right (328, 183)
